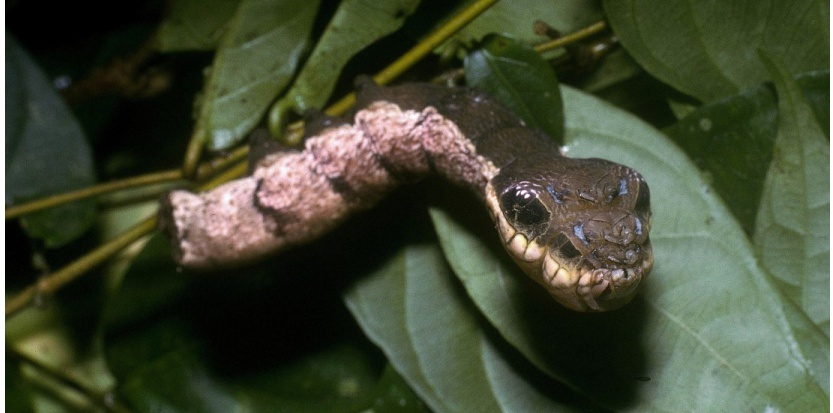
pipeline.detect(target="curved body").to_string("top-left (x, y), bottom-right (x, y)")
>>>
top-left (160, 80), bottom-right (653, 311)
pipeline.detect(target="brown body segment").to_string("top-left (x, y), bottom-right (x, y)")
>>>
top-left (160, 80), bottom-right (652, 311)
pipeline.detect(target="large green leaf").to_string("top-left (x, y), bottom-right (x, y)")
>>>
top-left (157, 0), bottom-right (242, 52)
top-left (344, 242), bottom-right (593, 413)
top-left (754, 54), bottom-right (829, 333)
top-left (268, 0), bottom-right (420, 135)
top-left (402, 244), bottom-right (502, 413)
top-left (603, 0), bottom-right (830, 103)
top-left (194, 0), bottom-right (320, 150)
top-left (665, 71), bottom-right (829, 234)
top-left (343, 243), bottom-right (452, 413)
top-left (429, 85), bottom-right (828, 411)
top-left (5, 35), bottom-right (97, 247)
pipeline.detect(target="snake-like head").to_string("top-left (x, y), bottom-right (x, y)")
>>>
top-left (486, 155), bottom-right (653, 312)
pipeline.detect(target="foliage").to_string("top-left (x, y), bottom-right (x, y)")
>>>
top-left (6, 36), bottom-right (96, 247)
top-left (6, 0), bottom-right (828, 412)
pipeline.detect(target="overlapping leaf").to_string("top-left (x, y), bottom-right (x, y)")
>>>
top-left (604, 0), bottom-right (829, 103)
top-left (754, 54), bottom-right (829, 333)
top-left (157, 0), bottom-right (241, 52)
top-left (194, 0), bottom-right (320, 150)
top-left (465, 34), bottom-right (564, 143)
top-left (268, 0), bottom-right (419, 135)
top-left (344, 243), bottom-right (591, 413)
top-left (664, 71), bottom-right (829, 234)
top-left (427, 84), bottom-right (828, 411)
top-left (5, 36), bottom-right (97, 247)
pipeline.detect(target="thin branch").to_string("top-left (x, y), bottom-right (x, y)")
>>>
top-left (429, 20), bottom-right (613, 89)
top-left (196, 157), bottom-right (249, 191)
top-left (4, 150), bottom-right (251, 318)
top-left (6, 145), bottom-right (250, 220)
top-left (5, 170), bottom-right (180, 220)
top-left (533, 21), bottom-right (608, 53)
top-left (6, 216), bottom-right (158, 318)
top-left (3, 0), bottom-right (498, 319)
top-left (323, 0), bottom-right (499, 119)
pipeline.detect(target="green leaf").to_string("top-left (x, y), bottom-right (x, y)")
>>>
top-left (479, 337), bottom-right (599, 413)
top-left (5, 35), bottom-right (97, 247)
top-left (664, 83), bottom-right (777, 233)
top-left (343, 244), bottom-right (455, 413)
top-left (269, 0), bottom-right (420, 133)
top-left (665, 70), bottom-right (829, 234)
top-left (754, 53), bottom-right (829, 333)
top-left (465, 34), bottom-right (564, 144)
top-left (344, 242), bottom-right (592, 413)
top-left (604, 0), bottom-right (830, 103)
top-left (441, 0), bottom-right (641, 96)
top-left (402, 245), bottom-right (502, 413)
top-left (157, 0), bottom-right (242, 52)
top-left (430, 85), bottom-right (828, 410)
top-left (195, 0), bottom-right (321, 150)
top-left (440, 0), bottom-right (603, 51)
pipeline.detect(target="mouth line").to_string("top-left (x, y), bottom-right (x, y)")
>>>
top-left (485, 186), bottom-right (647, 312)
top-left (497, 219), bottom-right (646, 311)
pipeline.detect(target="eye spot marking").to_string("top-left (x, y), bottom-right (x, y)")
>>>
top-left (500, 185), bottom-right (550, 228)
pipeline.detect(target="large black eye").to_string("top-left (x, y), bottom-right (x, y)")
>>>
top-left (634, 178), bottom-right (651, 214)
top-left (500, 185), bottom-right (550, 228)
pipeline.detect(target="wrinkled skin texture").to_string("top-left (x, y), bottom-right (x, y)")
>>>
top-left (488, 154), bottom-right (652, 311)
top-left (160, 79), bottom-right (653, 312)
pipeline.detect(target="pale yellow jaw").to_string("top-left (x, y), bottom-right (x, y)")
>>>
top-left (485, 184), bottom-right (645, 312)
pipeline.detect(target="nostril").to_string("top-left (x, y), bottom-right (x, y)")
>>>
top-left (554, 233), bottom-right (582, 258)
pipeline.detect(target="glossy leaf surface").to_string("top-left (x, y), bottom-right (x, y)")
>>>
top-left (465, 34), bottom-right (564, 144)
top-left (269, 0), bottom-right (420, 133)
top-left (195, 0), bottom-right (320, 150)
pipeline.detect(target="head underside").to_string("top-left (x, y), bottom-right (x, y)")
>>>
top-left (486, 155), bottom-right (653, 312)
